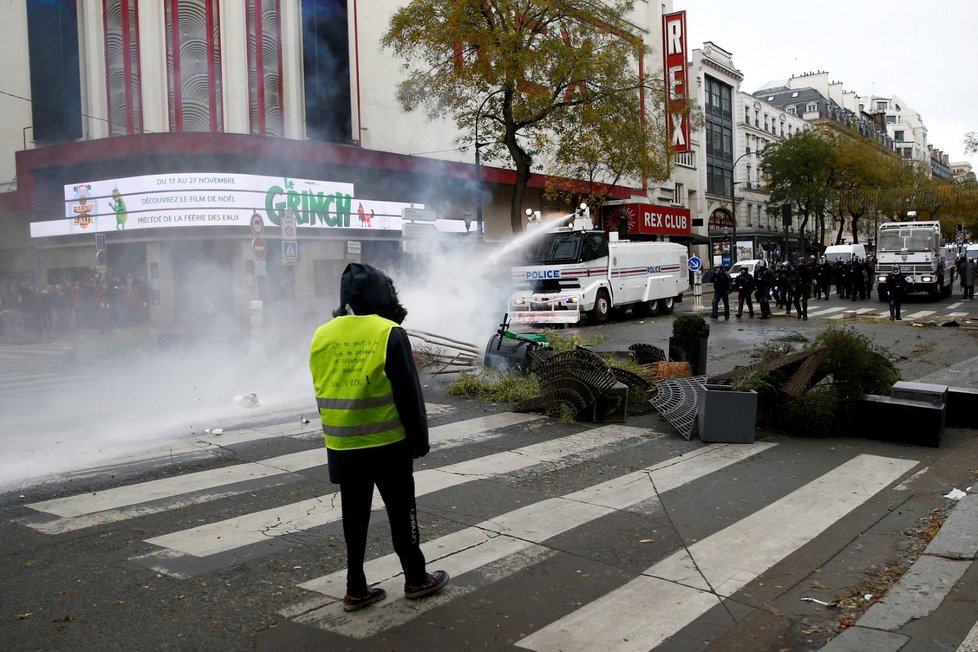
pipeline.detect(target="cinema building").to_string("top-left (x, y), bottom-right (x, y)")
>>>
top-left (0, 1), bottom-right (696, 330)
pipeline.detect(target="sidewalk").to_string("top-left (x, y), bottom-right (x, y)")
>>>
top-left (820, 491), bottom-right (978, 651)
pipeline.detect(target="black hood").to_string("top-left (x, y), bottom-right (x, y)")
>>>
top-left (333, 263), bottom-right (408, 324)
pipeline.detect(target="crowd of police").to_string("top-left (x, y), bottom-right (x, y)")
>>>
top-left (704, 254), bottom-right (926, 322)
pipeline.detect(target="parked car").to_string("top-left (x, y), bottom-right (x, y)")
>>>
top-left (728, 259), bottom-right (764, 276)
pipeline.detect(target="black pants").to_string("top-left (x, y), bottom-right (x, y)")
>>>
top-left (340, 469), bottom-right (427, 595)
top-left (737, 292), bottom-right (754, 317)
top-left (889, 295), bottom-right (902, 319)
top-left (712, 292), bottom-right (729, 318)
top-left (793, 292), bottom-right (809, 318)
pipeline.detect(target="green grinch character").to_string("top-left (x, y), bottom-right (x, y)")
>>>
top-left (110, 187), bottom-right (128, 230)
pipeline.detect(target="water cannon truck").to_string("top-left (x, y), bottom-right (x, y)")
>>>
top-left (507, 204), bottom-right (689, 325)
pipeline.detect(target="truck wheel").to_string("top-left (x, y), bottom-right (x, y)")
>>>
top-left (591, 290), bottom-right (611, 323)
top-left (656, 297), bottom-right (675, 315)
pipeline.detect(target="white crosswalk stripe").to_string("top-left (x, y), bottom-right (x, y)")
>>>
top-left (140, 423), bottom-right (654, 561)
top-left (14, 404), bottom-right (930, 649)
top-left (20, 410), bottom-right (544, 534)
top-left (903, 310), bottom-right (937, 320)
top-left (806, 306), bottom-right (846, 318)
top-left (514, 454), bottom-right (917, 652)
top-left (284, 442), bottom-right (776, 637)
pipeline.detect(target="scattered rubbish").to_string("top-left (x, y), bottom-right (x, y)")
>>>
top-left (839, 618), bottom-right (855, 628)
top-left (943, 488), bottom-right (967, 500)
top-left (801, 597), bottom-right (836, 607)
top-left (17, 612), bottom-right (32, 620)
top-left (864, 593), bottom-right (874, 601)
top-left (204, 428), bottom-right (223, 436)
top-left (940, 320), bottom-right (960, 327)
top-left (233, 393), bottom-right (261, 408)
top-left (301, 417), bottom-right (310, 424)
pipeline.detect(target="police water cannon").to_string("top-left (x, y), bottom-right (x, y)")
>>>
top-left (573, 202), bottom-right (594, 231)
top-left (507, 201), bottom-right (690, 326)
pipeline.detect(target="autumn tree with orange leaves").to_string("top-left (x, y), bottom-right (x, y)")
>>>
top-left (383, 1), bottom-right (680, 233)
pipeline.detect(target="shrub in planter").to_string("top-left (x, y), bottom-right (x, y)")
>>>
top-left (671, 313), bottom-right (711, 339)
top-left (669, 313), bottom-right (709, 376)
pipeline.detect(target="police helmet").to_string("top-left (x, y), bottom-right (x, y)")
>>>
top-left (757, 259), bottom-right (767, 268)
top-left (893, 265), bottom-right (901, 274)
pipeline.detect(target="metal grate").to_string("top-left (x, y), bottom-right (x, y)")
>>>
top-left (534, 350), bottom-right (618, 419)
top-left (650, 375), bottom-right (708, 440)
top-left (628, 343), bottom-right (667, 364)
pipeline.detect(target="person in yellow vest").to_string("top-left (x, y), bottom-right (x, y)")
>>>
top-left (310, 263), bottom-right (449, 612)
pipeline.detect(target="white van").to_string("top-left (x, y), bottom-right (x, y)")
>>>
top-left (823, 244), bottom-right (867, 263)
top-left (967, 244), bottom-right (978, 260)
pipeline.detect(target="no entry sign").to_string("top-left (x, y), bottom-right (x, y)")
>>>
top-left (252, 237), bottom-right (266, 260)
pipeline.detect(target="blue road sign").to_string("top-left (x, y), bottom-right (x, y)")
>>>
top-left (688, 255), bottom-right (702, 272)
top-left (282, 240), bottom-right (298, 265)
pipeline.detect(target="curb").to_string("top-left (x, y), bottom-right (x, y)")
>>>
top-left (820, 492), bottom-right (978, 650)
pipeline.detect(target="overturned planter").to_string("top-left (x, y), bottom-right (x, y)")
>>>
top-left (695, 383), bottom-right (758, 443)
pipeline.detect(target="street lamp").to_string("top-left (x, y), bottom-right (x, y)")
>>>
top-left (474, 89), bottom-right (507, 237)
top-left (728, 150), bottom-right (757, 264)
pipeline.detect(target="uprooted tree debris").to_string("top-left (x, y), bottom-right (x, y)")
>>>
top-left (421, 323), bottom-right (902, 438)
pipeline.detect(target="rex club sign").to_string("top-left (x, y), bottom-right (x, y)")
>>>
top-left (604, 203), bottom-right (691, 238)
top-left (662, 11), bottom-right (690, 154)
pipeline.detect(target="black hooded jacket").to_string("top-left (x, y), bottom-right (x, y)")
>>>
top-left (314, 263), bottom-right (429, 484)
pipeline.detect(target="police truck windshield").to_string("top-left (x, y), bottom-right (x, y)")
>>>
top-left (526, 232), bottom-right (582, 264)
top-left (878, 228), bottom-right (938, 252)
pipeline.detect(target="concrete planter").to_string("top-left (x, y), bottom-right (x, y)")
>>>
top-left (695, 383), bottom-right (757, 443)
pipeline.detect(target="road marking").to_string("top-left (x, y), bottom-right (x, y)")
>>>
top-left (143, 424), bottom-right (651, 559)
top-left (806, 307), bottom-right (846, 317)
top-left (514, 453), bottom-right (917, 652)
top-left (285, 442), bottom-right (778, 637)
top-left (21, 411), bottom-right (545, 534)
top-left (903, 310), bottom-right (936, 320)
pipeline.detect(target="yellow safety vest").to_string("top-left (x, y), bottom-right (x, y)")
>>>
top-left (309, 314), bottom-right (407, 451)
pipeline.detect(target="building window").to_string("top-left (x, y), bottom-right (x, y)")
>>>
top-left (165, 0), bottom-right (223, 133)
top-left (885, 115), bottom-right (896, 124)
top-left (674, 182), bottom-right (685, 207)
top-left (876, 100), bottom-right (887, 111)
top-left (302, 0), bottom-right (352, 142)
top-left (894, 130), bottom-right (905, 142)
top-left (104, 0), bottom-right (142, 135)
top-left (786, 106), bottom-right (796, 115)
top-left (247, 0), bottom-right (283, 136)
top-left (806, 102), bottom-right (817, 113)
top-left (26, 0), bottom-right (82, 141)
top-left (705, 75), bottom-right (733, 195)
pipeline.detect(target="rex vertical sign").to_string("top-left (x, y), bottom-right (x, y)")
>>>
top-left (663, 11), bottom-right (690, 153)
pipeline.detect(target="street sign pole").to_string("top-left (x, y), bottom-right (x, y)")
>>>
top-left (688, 256), bottom-right (706, 312)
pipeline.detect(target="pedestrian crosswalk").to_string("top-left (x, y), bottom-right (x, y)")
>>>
top-left (9, 406), bottom-right (938, 648)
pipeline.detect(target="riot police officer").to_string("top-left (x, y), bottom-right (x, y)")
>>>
top-left (885, 265), bottom-right (912, 320)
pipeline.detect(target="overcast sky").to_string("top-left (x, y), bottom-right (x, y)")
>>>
top-left (682, 0), bottom-right (978, 171)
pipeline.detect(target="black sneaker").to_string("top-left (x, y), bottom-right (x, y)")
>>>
top-left (343, 587), bottom-right (386, 612)
top-left (404, 570), bottom-right (449, 600)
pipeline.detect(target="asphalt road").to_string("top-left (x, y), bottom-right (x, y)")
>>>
top-left (1, 299), bottom-right (977, 651)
